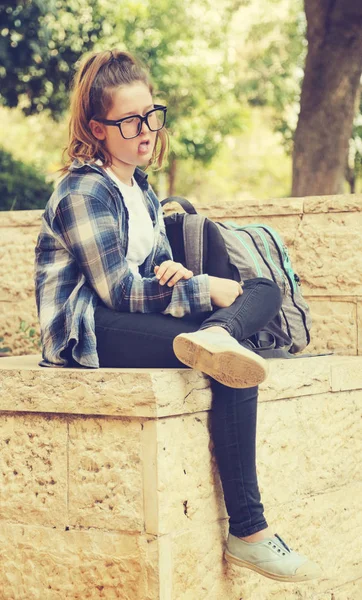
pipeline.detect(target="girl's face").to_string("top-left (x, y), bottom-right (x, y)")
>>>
top-left (90, 81), bottom-right (157, 183)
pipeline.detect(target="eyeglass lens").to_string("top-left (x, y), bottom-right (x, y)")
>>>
top-left (120, 108), bottom-right (166, 139)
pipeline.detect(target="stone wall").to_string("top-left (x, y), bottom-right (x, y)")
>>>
top-left (1, 194), bottom-right (362, 356)
top-left (0, 353), bottom-right (361, 599)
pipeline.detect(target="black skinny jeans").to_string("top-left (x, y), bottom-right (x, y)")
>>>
top-left (94, 277), bottom-right (282, 537)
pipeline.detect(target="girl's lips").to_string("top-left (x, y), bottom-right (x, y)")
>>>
top-left (138, 140), bottom-right (151, 154)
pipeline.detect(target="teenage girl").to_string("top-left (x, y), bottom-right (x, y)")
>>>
top-left (34, 49), bottom-right (321, 582)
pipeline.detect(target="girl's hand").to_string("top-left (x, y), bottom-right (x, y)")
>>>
top-left (154, 261), bottom-right (194, 287)
top-left (209, 276), bottom-right (243, 307)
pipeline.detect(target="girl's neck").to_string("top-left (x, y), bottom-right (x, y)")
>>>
top-left (109, 162), bottom-right (134, 187)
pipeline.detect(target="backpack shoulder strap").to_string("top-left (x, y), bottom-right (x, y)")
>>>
top-left (161, 196), bottom-right (198, 214)
top-left (183, 213), bottom-right (206, 275)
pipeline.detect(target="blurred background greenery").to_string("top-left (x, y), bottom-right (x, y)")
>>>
top-left (1, 0), bottom-right (362, 209)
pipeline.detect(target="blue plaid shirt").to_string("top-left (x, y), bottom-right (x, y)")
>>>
top-left (34, 160), bottom-right (212, 368)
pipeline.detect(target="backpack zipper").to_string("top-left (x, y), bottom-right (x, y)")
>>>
top-left (248, 224), bottom-right (310, 345)
top-left (226, 221), bottom-right (310, 348)
top-left (247, 224), bottom-right (298, 291)
top-left (239, 227), bottom-right (292, 341)
top-left (226, 223), bottom-right (263, 277)
top-left (243, 226), bottom-right (286, 288)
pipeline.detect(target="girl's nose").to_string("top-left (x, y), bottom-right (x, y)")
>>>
top-left (140, 118), bottom-right (151, 134)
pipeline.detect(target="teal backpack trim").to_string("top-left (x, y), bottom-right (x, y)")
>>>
top-left (226, 221), bottom-right (298, 293)
top-left (227, 226), bottom-right (263, 277)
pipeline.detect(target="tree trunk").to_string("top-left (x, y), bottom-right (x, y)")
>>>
top-left (345, 161), bottom-right (356, 194)
top-left (292, 0), bottom-right (362, 196)
top-left (168, 156), bottom-right (177, 196)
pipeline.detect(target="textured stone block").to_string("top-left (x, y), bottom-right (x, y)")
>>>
top-left (2, 354), bottom-right (358, 415)
top-left (314, 580), bottom-right (362, 600)
top-left (0, 413), bottom-right (67, 527)
top-left (168, 484), bottom-right (362, 599)
top-left (265, 485), bottom-right (362, 594)
top-left (306, 298), bottom-right (357, 355)
top-left (0, 298), bottom-right (40, 357)
top-left (148, 388), bottom-right (361, 536)
top-left (257, 390), bottom-right (362, 505)
top-left (330, 356), bottom-right (362, 392)
top-left (0, 210), bottom-right (43, 228)
top-left (0, 522), bottom-right (158, 600)
top-left (189, 197), bottom-right (304, 218)
top-left (0, 222), bottom-right (41, 356)
top-left (168, 520), bottom-right (231, 600)
top-left (162, 198), bottom-right (303, 220)
top-left (294, 213), bottom-right (362, 296)
top-left (0, 227), bottom-right (39, 303)
top-left (68, 418), bottom-right (144, 531)
top-left (258, 355), bottom-right (332, 401)
top-left (357, 300), bottom-right (362, 355)
top-left (0, 363), bottom-right (160, 417)
top-left (146, 413), bottom-right (226, 536)
top-left (0, 351), bottom-right (361, 598)
top-left (0, 358), bottom-right (212, 418)
top-left (303, 193), bottom-right (362, 213)
top-left (141, 368), bottom-right (212, 418)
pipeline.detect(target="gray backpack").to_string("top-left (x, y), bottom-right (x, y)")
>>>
top-left (161, 196), bottom-right (312, 355)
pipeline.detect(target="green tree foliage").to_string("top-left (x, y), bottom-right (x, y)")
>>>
top-left (0, 0), bottom-right (248, 194)
top-left (345, 92), bottom-right (362, 193)
top-left (232, 0), bottom-right (306, 153)
top-left (1, 0), bottom-right (303, 200)
top-left (0, 0), bottom-right (104, 117)
top-left (0, 105), bottom-right (68, 178)
top-left (0, 148), bottom-right (53, 210)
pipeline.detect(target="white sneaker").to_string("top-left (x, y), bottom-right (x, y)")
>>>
top-left (225, 533), bottom-right (322, 582)
top-left (173, 329), bottom-right (268, 388)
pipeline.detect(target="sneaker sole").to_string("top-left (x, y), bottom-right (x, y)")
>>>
top-left (173, 334), bottom-right (268, 388)
top-left (224, 550), bottom-right (313, 582)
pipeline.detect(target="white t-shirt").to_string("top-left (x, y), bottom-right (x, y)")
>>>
top-left (106, 168), bottom-right (155, 278)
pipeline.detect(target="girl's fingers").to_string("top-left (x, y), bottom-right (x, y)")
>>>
top-left (183, 270), bottom-right (193, 279)
top-left (155, 266), bottom-right (167, 282)
top-left (167, 271), bottom-right (186, 287)
top-left (158, 262), bottom-right (181, 285)
top-left (155, 260), bottom-right (174, 283)
top-left (167, 269), bottom-right (193, 287)
top-left (167, 275), bottom-right (183, 287)
top-left (159, 266), bottom-right (177, 285)
top-left (155, 262), bottom-right (193, 286)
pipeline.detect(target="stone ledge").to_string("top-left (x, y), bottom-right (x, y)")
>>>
top-left (303, 194), bottom-right (362, 213)
top-left (0, 209), bottom-right (43, 228)
top-left (2, 386), bottom-right (360, 537)
top-left (1, 354), bottom-right (361, 418)
top-left (164, 194), bottom-right (362, 218)
top-left (2, 195), bottom-right (362, 231)
top-left (1, 354), bottom-right (361, 598)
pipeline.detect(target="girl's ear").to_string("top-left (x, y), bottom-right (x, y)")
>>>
top-left (89, 119), bottom-right (107, 141)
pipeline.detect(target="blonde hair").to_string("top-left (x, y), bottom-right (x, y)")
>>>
top-left (61, 49), bottom-right (168, 173)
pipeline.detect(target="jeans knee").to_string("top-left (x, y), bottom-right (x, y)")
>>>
top-left (252, 277), bottom-right (283, 311)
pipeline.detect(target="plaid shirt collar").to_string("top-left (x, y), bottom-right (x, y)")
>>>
top-left (68, 159), bottom-right (150, 191)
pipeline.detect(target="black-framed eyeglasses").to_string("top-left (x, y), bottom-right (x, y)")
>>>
top-left (95, 104), bottom-right (167, 139)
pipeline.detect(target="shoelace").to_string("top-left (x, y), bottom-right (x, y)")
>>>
top-left (274, 533), bottom-right (291, 552)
